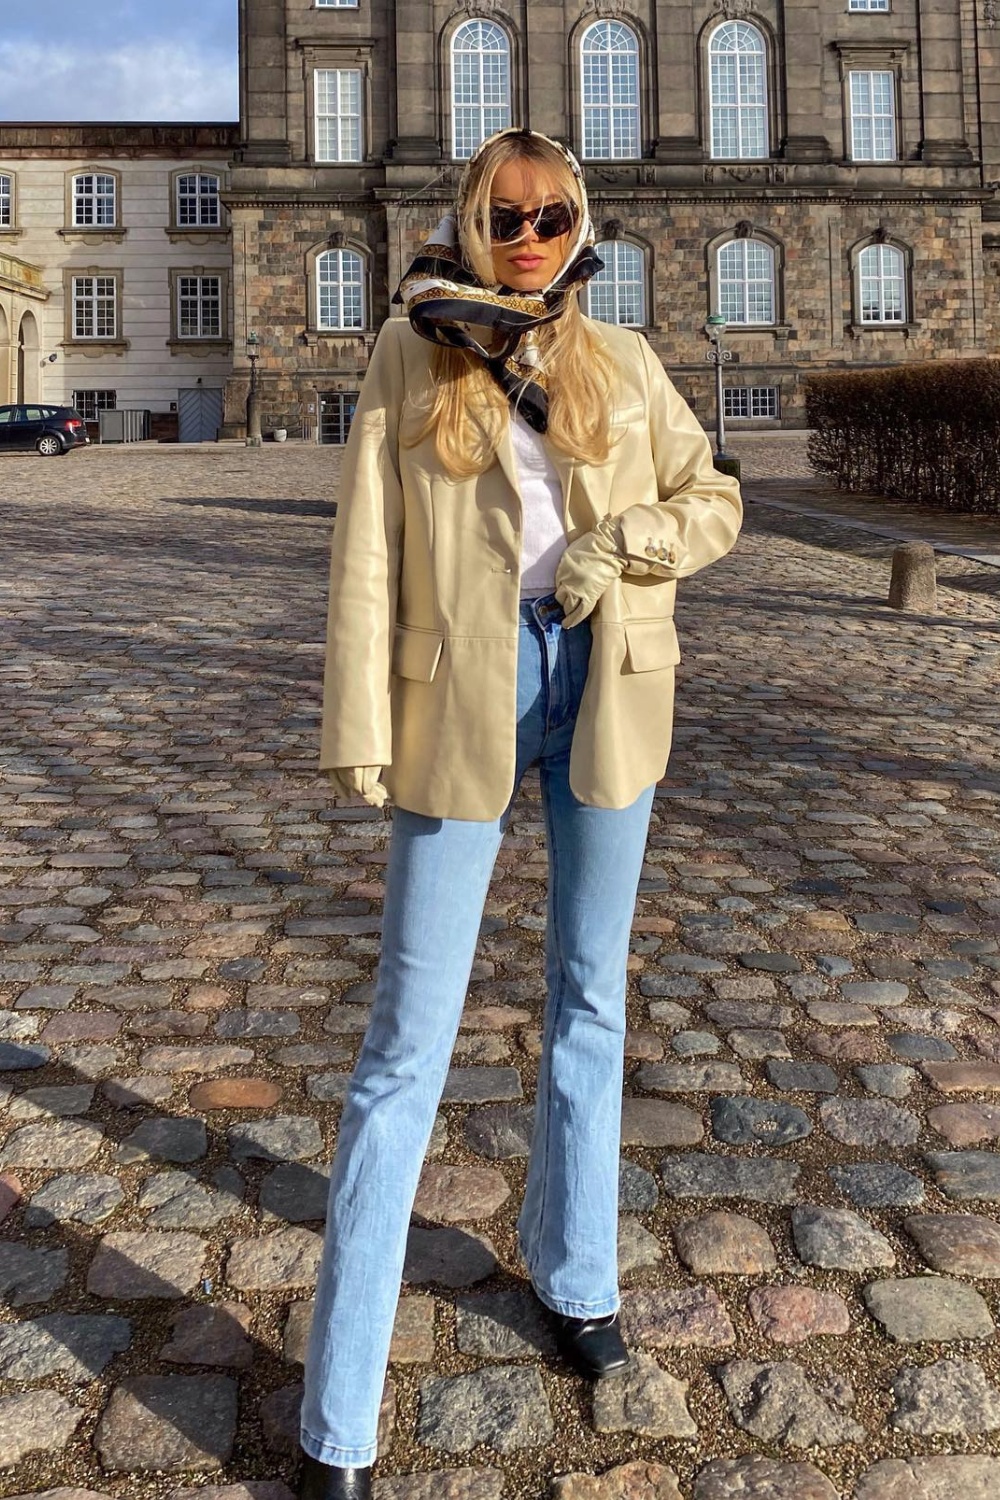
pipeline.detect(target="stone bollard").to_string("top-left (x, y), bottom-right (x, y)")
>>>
top-left (888, 541), bottom-right (937, 612)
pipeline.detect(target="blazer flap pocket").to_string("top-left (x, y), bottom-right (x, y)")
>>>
top-left (392, 625), bottom-right (444, 682)
top-left (623, 618), bottom-right (681, 673)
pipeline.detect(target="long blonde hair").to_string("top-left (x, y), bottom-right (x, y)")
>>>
top-left (404, 133), bottom-right (617, 479)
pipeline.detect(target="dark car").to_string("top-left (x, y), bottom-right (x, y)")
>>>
top-left (0, 403), bottom-right (90, 456)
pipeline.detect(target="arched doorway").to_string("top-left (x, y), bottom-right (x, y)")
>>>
top-left (17, 310), bottom-right (40, 403)
top-left (0, 304), bottom-right (9, 404)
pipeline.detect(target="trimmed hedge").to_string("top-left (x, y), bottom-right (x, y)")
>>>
top-left (804, 360), bottom-right (1000, 515)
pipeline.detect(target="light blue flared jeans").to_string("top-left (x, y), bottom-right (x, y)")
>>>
top-left (301, 595), bottom-right (656, 1466)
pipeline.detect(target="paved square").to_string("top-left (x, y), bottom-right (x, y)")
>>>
top-left (1, 441), bottom-right (999, 1500)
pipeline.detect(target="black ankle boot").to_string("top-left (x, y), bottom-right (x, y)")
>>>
top-left (551, 1311), bottom-right (630, 1379)
top-left (299, 1453), bottom-right (372, 1500)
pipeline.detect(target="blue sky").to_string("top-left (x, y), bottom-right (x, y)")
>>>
top-left (0, 0), bottom-right (239, 121)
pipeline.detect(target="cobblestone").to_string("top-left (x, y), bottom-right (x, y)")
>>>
top-left (2, 443), bottom-right (1000, 1494)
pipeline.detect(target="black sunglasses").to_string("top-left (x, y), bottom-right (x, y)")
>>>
top-left (488, 200), bottom-right (579, 244)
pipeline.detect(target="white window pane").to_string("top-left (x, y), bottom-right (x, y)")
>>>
top-left (581, 20), bottom-right (640, 160)
top-left (587, 240), bottom-right (645, 326)
top-left (317, 250), bottom-right (365, 330)
top-left (709, 23), bottom-right (769, 159)
top-left (316, 68), bottom-right (363, 161)
top-left (451, 20), bottom-right (511, 159)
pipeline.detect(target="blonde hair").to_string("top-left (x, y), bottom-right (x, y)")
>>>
top-left (404, 133), bottom-right (617, 480)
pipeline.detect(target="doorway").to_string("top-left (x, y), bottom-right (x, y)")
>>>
top-left (319, 391), bottom-right (359, 445)
top-left (178, 387), bottom-right (224, 443)
top-left (17, 311), bottom-right (39, 403)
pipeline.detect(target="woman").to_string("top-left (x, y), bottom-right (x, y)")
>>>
top-left (300, 127), bottom-right (742, 1500)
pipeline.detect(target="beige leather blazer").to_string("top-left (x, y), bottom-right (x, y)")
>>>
top-left (319, 314), bottom-right (743, 820)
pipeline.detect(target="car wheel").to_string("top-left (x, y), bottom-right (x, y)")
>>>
top-left (37, 435), bottom-right (64, 457)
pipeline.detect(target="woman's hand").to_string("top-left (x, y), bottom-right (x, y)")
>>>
top-left (328, 767), bottom-right (389, 808)
top-left (554, 516), bottom-right (626, 628)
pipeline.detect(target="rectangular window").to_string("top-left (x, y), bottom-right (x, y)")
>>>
top-left (176, 173), bottom-right (221, 227)
top-left (315, 68), bottom-right (363, 162)
top-left (177, 275), bottom-right (222, 339)
top-left (316, 0), bottom-right (360, 6)
top-left (72, 390), bottom-right (117, 422)
top-left (73, 276), bottom-right (117, 339)
top-left (0, 174), bottom-right (11, 228)
top-left (849, 0), bottom-right (889, 10)
top-left (73, 172), bottom-right (117, 227)
top-left (723, 386), bottom-right (779, 419)
top-left (849, 70), bottom-right (896, 160)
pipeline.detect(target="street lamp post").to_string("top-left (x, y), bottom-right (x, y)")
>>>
top-left (704, 314), bottom-right (740, 481)
top-left (245, 331), bottom-right (263, 448)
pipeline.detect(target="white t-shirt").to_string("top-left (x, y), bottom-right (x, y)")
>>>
top-left (510, 415), bottom-right (567, 597)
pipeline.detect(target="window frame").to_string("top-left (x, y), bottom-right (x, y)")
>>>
top-left (316, 0), bottom-right (360, 6)
top-left (714, 237), bottom-right (777, 327)
top-left (176, 274), bottom-right (224, 340)
top-left (0, 170), bottom-right (14, 231)
top-left (71, 171), bottom-right (118, 229)
top-left (847, 67), bottom-right (898, 161)
top-left (706, 20), bottom-right (770, 162)
top-left (61, 167), bottom-right (125, 241)
top-left (72, 389), bottom-right (117, 423)
top-left (69, 271), bottom-right (120, 342)
top-left (586, 238), bottom-right (649, 328)
top-left (167, 268), bottom-right (231, 351)
top-left (313, 65), bottom-right (365, 163)
top-left (850, 237), bottom-right (911, 327)
top-left (449, 17), bottom-right (514, 162)
top-left (848, 0), bottom-right (890, 11)
top-left (579, 18), bottom-right (642, 162)
top-left (312, 245), bottom-right (368, 333)
top-left (170, 169), bottom-right (226, 235)
top-left (723, 385), bottom-right (780, 420)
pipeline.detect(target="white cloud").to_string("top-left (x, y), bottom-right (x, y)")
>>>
top-left (0, 40), bottom-right (238, 121)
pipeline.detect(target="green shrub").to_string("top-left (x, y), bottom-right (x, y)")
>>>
top-left (804, 360), bottom-right (1000, 515)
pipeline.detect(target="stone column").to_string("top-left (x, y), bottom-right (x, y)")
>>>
top-left (390, 0), bottom-right (440, 161)
top-left (527, 2), bottom-right (569, 140)
top-left (653, 0), bottom-right (702, 161)
top-left (917, 0), bottom-right (973, 162)
top-left (237, 0), bottom-right (289, 163)
top-left (780, 0), bottom-right (833, 161)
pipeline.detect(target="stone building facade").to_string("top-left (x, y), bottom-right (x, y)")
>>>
top-left (227, 0), bottom-right (1000, 435)
top-left (0, 124), bottom-right (239, 439)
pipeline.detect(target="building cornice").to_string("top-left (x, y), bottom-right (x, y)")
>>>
top-left (0, 123), bottom-right (240, 155)
top-left (223, 190), bottom-right (996, 209)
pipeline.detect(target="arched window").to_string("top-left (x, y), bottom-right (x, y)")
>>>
top-left (581, 20), bottom-right (641, 160)
top-left (708, 22), bottom-right (768, 159)
top-left (857, 243), bottom-right (906, 323)
top-left (451, 20), bottom-right (512, 161)
top-left (587, 240), bottom-right (647, 326)
top-left (717, 238), bottom-right (775, 324)
top-left (72, 171), bottom-right (118, 227)
top-left (175, 172), bottom-right (221, 228)
top-left (317, 248), bottom-right (366, 331)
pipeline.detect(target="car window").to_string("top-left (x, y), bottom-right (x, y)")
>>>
top-left (23, 407), bottom-right (44, 421)
top-left (0, 408), bottom-right (13, 424)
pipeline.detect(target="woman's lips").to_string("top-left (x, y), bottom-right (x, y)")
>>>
top-left (510, 255), bottom-right (544, 268)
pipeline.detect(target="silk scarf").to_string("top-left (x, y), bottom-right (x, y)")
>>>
top-left (392, 127), bottom-right (603, 433)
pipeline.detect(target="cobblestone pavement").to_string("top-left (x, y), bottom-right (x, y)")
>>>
top-left (1, 442), bottom-right (1000, 1500)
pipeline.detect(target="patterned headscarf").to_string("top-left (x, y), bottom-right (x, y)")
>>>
top-left (392, 127), bottom-right (603, 433)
